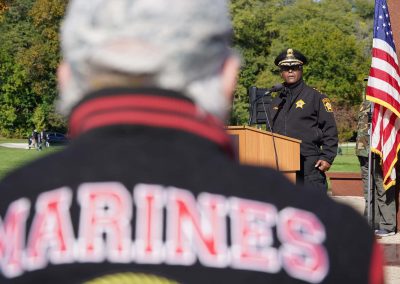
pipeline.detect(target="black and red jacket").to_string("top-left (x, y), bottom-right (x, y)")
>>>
top-left (0, 88), bottom-right (383, 283)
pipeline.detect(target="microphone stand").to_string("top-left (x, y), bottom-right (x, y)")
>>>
top-left (248, 86), bottom-right (288, 172)
top-left (260, 99), bottom-right (281, 171)
top-left (248, 88), bottom-right (273, 125)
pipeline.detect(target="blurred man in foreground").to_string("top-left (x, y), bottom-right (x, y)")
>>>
top-left (0, 0), bottom-right (383, 283)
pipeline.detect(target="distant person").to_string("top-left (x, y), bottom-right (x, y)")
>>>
top-left (0, 1), bottom-right (383, 283)
top-left (31, 129), bottom-right (39, 150)
top-left (37, 130), bottom-right (42, 151)
top-left (40, 129), bottom-right (49, 148)
top-left (27, 135), bottom-right (32, 149)
top-left (356, 99), bottom-right (396, 237)
top-left (269, 49), bottom-right (339, 191)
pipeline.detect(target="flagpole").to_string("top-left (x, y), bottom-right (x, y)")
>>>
top-left (367, 114), bottom-right (373, 227)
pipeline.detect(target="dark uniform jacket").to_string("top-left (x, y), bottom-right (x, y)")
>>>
top-left (0, 88), bottom-right (382, 283)
top-left (269, 80), bottom-right (338, 164)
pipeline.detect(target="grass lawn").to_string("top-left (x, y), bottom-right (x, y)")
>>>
top-left (330, 144), bottom-right (360, 173)
top-left (0, 138), bottom-right (62, 179)
top-left (0, 139), bottom-right (361, 180)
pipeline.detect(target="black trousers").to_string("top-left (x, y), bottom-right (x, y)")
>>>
top-left (297, 155), bottom-right (327, 191)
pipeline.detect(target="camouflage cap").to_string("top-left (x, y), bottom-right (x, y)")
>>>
top-left (61, 0), bottom-right (233, 81)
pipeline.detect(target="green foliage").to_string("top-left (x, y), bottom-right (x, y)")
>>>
top-left (229, 0), bottom-right (374, 134)
top-left (0, 0), bottom-right (67, 137)
top-left (335, 104), bottom-right (359, 142)
top-left (0, 0), bottom-right (374, 140)
top-left (32, 104), bottom-right (47, 131)
top-left (230, 0), bottom-right (281, 124)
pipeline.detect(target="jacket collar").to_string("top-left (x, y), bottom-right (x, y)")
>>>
top-left (68, 87), bottom-right (235, 158)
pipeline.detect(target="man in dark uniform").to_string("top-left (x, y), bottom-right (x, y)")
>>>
top-left (0, 1), bottom-right (382, 283)
top-left (269, 49), bottom-right (338, 191)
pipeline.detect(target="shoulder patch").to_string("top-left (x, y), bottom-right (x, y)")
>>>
top-left (322, 98), bottom-right (333, 112)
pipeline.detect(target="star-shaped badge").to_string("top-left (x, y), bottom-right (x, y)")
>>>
top-left (295, 99), bottom-right (305, 109)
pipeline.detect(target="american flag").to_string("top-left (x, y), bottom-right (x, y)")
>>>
top-left (366, 0), bottom-right (400, 189)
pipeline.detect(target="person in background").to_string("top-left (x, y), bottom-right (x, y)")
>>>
top-left (0, 1), bottom-right (383, 283)
top-left (356, 97), bottom-right (397, 237)
top-left (269, 49), bottom-right (338, 191)
top-left (32, 129), bottom-right (39, 150)
top-left (40, 129), bottom-right (49, 148)
top-left (27, 133), bottom-right (33, 149)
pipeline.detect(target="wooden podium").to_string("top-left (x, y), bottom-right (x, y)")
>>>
top-left (226, 126), bottom-right (301, 183)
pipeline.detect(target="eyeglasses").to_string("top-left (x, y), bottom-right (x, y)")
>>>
top-left (280, 65), bottom-right (302, 72)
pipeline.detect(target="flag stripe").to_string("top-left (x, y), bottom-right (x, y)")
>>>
top-left (369, 67), bottom-right (400, 93)
top-left (372, 39), bottom-right (399, 66)
top-left (371, 105), bottom-right (383, 151)
top-left (366, 85), bottom-right (400, 117)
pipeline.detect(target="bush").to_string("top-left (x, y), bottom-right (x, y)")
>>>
top-left (334, 103), bottom-right (358, 143)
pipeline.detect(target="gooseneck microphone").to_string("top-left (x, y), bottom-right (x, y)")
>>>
top-left (252, 83), bottom-right (284, 104)
top-left (267, 83), bottom-right (284, 93)
top-left (248, 83), bottom-right (285, 125)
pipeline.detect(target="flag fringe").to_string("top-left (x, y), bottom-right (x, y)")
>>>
top-left (370, 142), bottom-right (400, 190)
top-left (366, 95), bottom-right (400, 119)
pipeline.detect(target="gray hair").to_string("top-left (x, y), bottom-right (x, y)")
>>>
top-left (58, 0), bottom-right (235, 118)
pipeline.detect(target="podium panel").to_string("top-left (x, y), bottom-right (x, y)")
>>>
top-left (226, 126), bottom-right (301, 183)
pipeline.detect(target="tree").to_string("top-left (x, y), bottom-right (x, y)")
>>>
top-left (229, 0), bottom-right (374, 140)
top-left (0, 0), bottom-right (67, 137)
top-left (0, 0), bottom-right (10, 14)
top-left (230, 0), bottom-right (282, 124)
top-left (0, 0), bottom-right (374, 140)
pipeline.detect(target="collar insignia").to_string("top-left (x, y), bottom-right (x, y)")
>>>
top-left (295, 99), bottom-right (305, 109)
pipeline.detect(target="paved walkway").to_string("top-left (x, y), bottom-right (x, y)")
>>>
top-left (332, 196), bottom-right (400, 284)
top-left (0, 143), bottom-right (28, 149)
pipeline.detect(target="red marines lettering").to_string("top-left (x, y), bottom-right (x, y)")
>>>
top-left (134, 184), bottom-right (164, 263)
top-left (77, 182), bottom-right (132, 263)
top-left (0, 199), bottom-right (30, 278)
top-left (278, 207), bottom-right (329, 283)
top-left (166, 189), bottom-right (228, 267)
top-left (0, 183), bottom-right (330, 283)
top-left (229, 197), bottom-right (279, 273)
top-left (25, 188), bottom-right (75, 270)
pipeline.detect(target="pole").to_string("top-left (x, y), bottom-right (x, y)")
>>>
top-left (367, 102), bottom-right (374, 227)
top-left (367, 125), bottom-right (373, 226)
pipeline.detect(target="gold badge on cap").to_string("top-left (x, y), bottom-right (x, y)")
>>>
top-left (287, 48), bottom-right (294, 58)
top-left (295, 99), bottom-right (305, 109)
top-left (322, 98), bottom-right (333, 112)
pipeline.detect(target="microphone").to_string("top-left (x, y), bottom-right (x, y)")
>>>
top-left (248, 83), bottom-right (284, 125)
top-left (267, 83), bottom-right (284, 94)
top-left (253, 83), bottom-right (284, 103)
